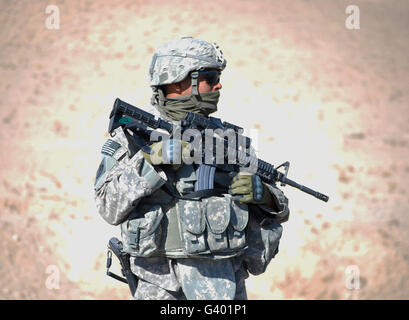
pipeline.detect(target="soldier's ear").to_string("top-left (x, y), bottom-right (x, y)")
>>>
top-left (179, 77), bottom-right (193, 93)
top-left (174, 82), bottom-right (183, 93)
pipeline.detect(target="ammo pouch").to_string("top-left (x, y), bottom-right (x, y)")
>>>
top-left (120, 195), bottom-right (250, 258)
top-left (120, 204), bottom-right (164, 257)
top-left (177, 195), bottom-right (249, 256)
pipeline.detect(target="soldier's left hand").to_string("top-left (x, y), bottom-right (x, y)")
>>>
top-left (229, 172), bottom-right (273, 205)
top-left (141, 139), bottom-right (192, 171)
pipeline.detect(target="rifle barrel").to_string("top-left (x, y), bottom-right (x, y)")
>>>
top-left (280, 176), bottom-right (329, 202)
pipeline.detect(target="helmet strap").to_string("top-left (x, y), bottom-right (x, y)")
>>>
top-left (157, 87), bottom-right (167, 107)
top-left (189, 71), bottom-right (217, 114)
top-left (190, 71), bottom-right (202, 107)
top-left (190, 71), bottom-right (200, 97)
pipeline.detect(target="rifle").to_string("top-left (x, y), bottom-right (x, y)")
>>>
top-left (108, 98), bottom-right (329, 203)
top-left (106, 237), bottom-right (138, 296)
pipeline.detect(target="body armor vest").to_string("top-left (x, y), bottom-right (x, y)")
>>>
top-left (120, 164), bottom-right (249, 259)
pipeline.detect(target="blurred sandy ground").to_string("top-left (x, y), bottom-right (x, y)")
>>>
top-left (0, 0), bottom-right (408, 299)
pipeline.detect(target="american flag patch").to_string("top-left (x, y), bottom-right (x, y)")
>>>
top-left (101, 139), bottom-right (121, 157)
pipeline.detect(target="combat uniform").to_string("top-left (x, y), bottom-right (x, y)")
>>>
top-left (94, 38), bottom-right (289, 300)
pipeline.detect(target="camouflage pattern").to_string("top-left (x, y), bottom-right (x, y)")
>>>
top-left (177, 199), bottom-right (207, 254)
top-left (131, 255), bottom-right (248, 300)
top-left (94, 105), bottom-right (168, 226)
top-left (119, 192), bottom-right (252, 259)
top-left (204, 196), bottom-right (230, 252)
top-left (242, 212), bottom-right (283, 276)
top-left (227, 200), bottom-right (248, 250)
top-left (149, 37), bottom-right (227, 87)
top-left (133, 279), bottom-right (186, 300)
top-left (95, 39), bottom-right (290, 299)
top-left (94, 102), bottom-right (289, 299)
top-left (120, 204), bottom-right (164, 256)
top-left (177, 258), bottom-right (236, 300)
top-left (261, 183), bottom-right (290, 223)
top-left (130, 256), bottom-right (181, 293)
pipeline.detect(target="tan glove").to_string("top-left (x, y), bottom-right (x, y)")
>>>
top-left (229, 172), bottom-right (273, 206)
top-left (141, 139), bottom-right (192, 171)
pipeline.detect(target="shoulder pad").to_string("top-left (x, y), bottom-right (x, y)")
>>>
top-left (94, 138), bottom-right (127, 191)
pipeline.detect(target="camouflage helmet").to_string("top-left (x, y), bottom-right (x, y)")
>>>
top-left (149, 37), bottom-right (227, 87)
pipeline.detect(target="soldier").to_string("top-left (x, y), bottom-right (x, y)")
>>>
top-left (94, 37), bottom-right (290, 300)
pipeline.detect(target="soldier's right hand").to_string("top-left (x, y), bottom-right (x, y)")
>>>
top-left (141, 139), bottom-right (192, 170)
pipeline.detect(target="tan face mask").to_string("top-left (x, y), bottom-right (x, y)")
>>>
top-left (158, 91), bottom-right (220, 121)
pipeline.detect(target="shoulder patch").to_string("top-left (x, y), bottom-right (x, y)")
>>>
top-left (101, 139), bottom-right (122, 157)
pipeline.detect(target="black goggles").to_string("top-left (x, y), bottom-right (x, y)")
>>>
top-left (198, 70), bottom-right (221, 86)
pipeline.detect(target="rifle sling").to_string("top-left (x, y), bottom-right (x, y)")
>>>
top-left (107, 271), bottom-right (128, 284)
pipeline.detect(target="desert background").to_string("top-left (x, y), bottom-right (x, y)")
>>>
top-left (0, 0), bottom-right (408, 299)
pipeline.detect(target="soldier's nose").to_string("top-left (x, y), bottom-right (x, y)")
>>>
top-left (213, 82), bottom-right (222, 91)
